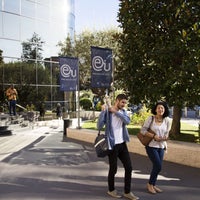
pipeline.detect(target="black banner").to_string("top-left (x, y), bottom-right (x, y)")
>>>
top-left (59, 56), bottom-right (79, 91)
top-left (91, 46), bottom-right (112, 88)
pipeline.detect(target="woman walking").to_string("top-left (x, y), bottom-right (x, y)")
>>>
top-left (140, 101), bottom-right (171, 194)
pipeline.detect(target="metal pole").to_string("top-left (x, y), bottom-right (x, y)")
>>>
top-left (77, 61), bottom-right (81, 129)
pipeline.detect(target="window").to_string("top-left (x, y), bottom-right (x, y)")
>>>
top-left (21, 17), bottom-right (36, 41)
top-left (0, 12), bottom-right (2, 37)
top-left (36, 20), bottom-right (49, 41)
top-left (37, 0), bottom-right (50, 6)
top-left (0, 0), bottom-right (2, 10)
top-left (36, 3), bottom-right (49, 21)
top-left (3, 13), bottom-right (20, 40)
top-left (21, 0), bottom-right (36, 18)
top-left (4, 0), bottom-right (20, 14)
top-left (0, 39), bottom-right (21, 58)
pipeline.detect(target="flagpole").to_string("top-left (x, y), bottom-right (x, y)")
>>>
top-left (112, 54), bottom-right (115, 102)
top-left (77, 60), bottom-right (81, 129)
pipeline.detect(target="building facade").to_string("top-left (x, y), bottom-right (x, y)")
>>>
top-left (0, 0), bottom-right (75, 62)
top-left (0, 0), bottom-right (75, 111)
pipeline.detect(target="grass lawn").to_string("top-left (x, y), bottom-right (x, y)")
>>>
top-left (82, 120), bottom-right (200, 143)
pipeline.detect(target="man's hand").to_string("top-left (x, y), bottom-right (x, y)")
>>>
top-left (108, 106), bottom-right (117, 113)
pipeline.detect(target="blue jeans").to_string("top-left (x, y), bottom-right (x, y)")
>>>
top-left (145, 146), bottom-right (165, 185)
top-left (108, 142), bottom-right (132, 193)
top-left (9, 100), bottom-right (16, 115)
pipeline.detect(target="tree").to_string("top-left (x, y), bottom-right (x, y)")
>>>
top-left (0, 62), bottom-right (51, 108)
top-left (117, 0), bottom-right (200, 136)
top-left (0, 49), bottom-right (3, 64)
top-left (21, 32), bottom-right (45, 63)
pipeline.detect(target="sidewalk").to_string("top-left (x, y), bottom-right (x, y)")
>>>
top-left (0, 120), bottom-right (199, 200)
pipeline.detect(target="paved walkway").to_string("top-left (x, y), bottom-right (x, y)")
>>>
top-left (0, 120), bottom-right (199, 200)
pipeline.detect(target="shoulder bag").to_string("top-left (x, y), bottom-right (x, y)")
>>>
top-left (94, 130), bottom-right (108, 157)
top-left (94, 109), bottom-right (109, 157)
top-left (137, 116), bottom-right (155, 146)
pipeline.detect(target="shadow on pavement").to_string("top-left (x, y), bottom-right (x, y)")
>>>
top-left (0, 132), bottom-right (199, 200)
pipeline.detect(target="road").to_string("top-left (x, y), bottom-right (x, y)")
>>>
top-left (0, 119), bottom-right (199, 200)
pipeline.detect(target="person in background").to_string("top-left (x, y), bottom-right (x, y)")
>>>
top-left (39, 102), bottom-right (46, 120)
top-left (56, 103), bottom-right (62, 120)
top-left (97, 94), bottom-right (139, 200)
top-left (140, 101), bottom-right (170, 194)
top-left (6, 84), bottom-right (18, 116)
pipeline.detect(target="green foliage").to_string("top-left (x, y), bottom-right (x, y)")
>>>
top-left (21, 32), bottom-right (45, 63)
top-left (80, 90), bottom-right (91, 99)
top-left (117, 0), bottom-right (200, 137)
top-left (26, 103), bottom-right (35, 111)
top-left (0, 49), bottom-right (3, 64)
top-left (130, 105), bottom-right (151, 125)
top-left (95, 101), bottom-right (102, 111)
top-left (80, 98), bottom-right (93, 110)
top-left (117, 0), bottom-right (200, 108)
top-left (0, 61), bottom-right (51, 107)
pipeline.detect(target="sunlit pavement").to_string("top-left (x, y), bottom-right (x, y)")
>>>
top-left (0, 119), bottom-right (199, 200)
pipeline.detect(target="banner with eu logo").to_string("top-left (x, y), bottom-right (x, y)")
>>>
top-left (91, 46), bottom-right (113, 88)
top-left (59, 56), bottom-right (79, 91)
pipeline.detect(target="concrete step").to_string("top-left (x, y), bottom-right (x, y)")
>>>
top-left (0, 126), bottom-right (9, 131)
top-left (0, 129), bottom-right (12, 136)
top-left (0, 125), bottom-right (12, 136)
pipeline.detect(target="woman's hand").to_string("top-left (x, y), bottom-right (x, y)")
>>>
top-left (154, 135), bottom-right (168, 142)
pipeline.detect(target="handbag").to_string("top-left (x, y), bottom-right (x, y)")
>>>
top-left (137, 116), bottom-right (154, 146)
top-left (94, 130), bottom-right (108, 157)
top-left (94, 107), bottom-right (109, 157)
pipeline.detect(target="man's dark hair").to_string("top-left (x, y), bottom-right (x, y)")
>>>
top-left (116, 94), bottom-right (128, 101)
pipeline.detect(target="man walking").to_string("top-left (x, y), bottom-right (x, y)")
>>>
top-left (97, 94), bottom-right (139, 200)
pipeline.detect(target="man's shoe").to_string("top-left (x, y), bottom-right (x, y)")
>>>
top-left (123, 192), bottom-right (139, 200)
top-left (154, 186), bottom-right (163, 193)
top-left (107, 190), bottom-right (122, 198)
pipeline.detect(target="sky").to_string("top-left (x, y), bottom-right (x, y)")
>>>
top-left (74, 0), bottom-right (120, 33)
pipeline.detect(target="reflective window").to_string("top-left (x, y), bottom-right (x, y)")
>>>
top-left (3, 13), bottom-right (20, 40)
top-left (36, 20), bottom-right (49, 42)
top-left (68, 13), bottom-right (75, 29)
top-left (69, 0), bottom-right (75, 12)
top-left (0, 12), bottom-right (2, 37)
top-left (0, 39), bottom-right (21, 58)
top-left (21, 17), bottom-right (36, 41)
top-left (1, 0), bottom-right (74, 59)
top-left (49, 21), bottom-right (66, 44)
top-left (37, 0), bottom-right (50, 6)
top-left (36, 3), bottom-right (49, 21)
top-left (51, 0), bottom-right (66, 21)
top-left (21, 0), bottom-right (36, 18)
top-left (4, 0), bottom-right (20, 14)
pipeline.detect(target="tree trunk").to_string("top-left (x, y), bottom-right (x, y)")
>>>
top-left (169, 105), bottom-right (182, 136)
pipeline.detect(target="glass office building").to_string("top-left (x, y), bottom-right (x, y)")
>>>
top-left (0, 0), bottom-right (75, 61)
top-left (0, 0), bottom-right (75, 111)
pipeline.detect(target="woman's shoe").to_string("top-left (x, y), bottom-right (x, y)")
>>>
top-left (147, 183), bottom-right (156, 194)
top-left (154, 186), bottom-right (163, 193)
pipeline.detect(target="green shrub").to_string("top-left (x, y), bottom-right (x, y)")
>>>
top-left (80, 98), bottom-right (92, 110)
top-left (131, 105), bottom-right (151, 125)
top-left (95, 101), bottom-right (102, 111)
